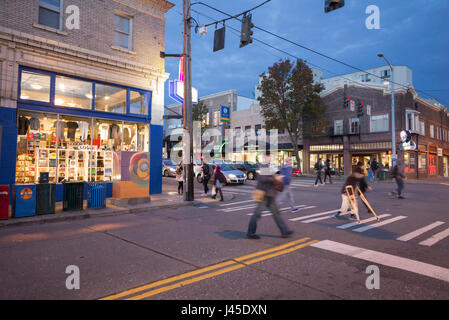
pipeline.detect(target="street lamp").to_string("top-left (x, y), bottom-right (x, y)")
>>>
top-left (378, 53), bottom-right (396, 165)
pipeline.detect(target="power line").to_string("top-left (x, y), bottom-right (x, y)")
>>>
top-left (188, 3), bottom-right (448, 105)
top-left (191, 9), bottom-right (397, 94)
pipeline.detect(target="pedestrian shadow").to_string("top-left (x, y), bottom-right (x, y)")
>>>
top-left (216, 230), bottom-right (282, 240)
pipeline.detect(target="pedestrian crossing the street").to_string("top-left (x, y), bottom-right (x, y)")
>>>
top-left (214, 199), bottom-right (449, 247)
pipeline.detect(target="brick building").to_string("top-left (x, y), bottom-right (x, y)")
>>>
top-left (303, 83), bottom-right (449, 179)
top-left (0, 0), bottom-right (174, 211)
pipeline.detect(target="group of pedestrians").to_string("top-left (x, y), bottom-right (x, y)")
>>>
top-left (313, 158), bottom-right (333, 186)
top-left (176, 159), bottom-right (227, 201)
top-left (175, 154), bottom-right (406, 239)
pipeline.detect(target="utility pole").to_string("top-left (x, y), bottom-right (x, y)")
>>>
top-left (183, 0), bottom-right (194, 201)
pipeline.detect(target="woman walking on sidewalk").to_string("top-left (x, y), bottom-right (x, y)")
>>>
top-left (175, 162), bottom-right (183, 195)
top-left (211, 165), bottom-right (225, 201)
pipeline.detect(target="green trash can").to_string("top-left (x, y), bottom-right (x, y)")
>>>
top-left (378, 170), bottom-right (386, 181)
top-left (36, 183), bottom-right (56, 215)
top-left (63, 182), bottom-right (84, 211)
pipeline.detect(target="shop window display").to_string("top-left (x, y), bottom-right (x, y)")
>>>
top-left (16, 112), bottom-right (58, 184)
top-left (15, 111), bottom-right (148, 184)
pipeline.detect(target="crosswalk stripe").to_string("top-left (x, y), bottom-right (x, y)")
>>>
top-left (289, 209), bottom-right (340, 222)
top-left (245, 205), bottom-right (311, 216)
top-left (220, 205), bottom-right (257, 212)
top-left (397, 221), bottom-right (445, 242)
top-left (352, 216), bottom-right (407, 233)
top-left (335, 214), bottom-right (391, 229)
top-left (222, 188), bottom-right (252, 194)
top-left (301, 211), bottom-right (353, 223)
top-left (419, 227), bottom-right (449, 246)
top-left (311, 240), bottom-right (449, 283)
top-left (220, 200), bottom-right (255, 207)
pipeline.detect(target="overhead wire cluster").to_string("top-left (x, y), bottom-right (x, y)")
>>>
top-left (171, 1), bottom-right (447, 106)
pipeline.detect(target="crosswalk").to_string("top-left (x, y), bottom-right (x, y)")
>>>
top-left (215, 199), bottom-right (449, 247)
top-left (221, 179), bottom-right (333, 194)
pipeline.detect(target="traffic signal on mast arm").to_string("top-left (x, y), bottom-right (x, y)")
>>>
top-left (325, 0), bottom-right (345, 13)
top-left (240, 13), bottom-right (254, 48)
top-left (357, 99), bottom-right (364, 117)
top-left (344, 96), bottom-right (350, 108)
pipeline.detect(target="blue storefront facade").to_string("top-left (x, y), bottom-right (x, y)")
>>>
top-left (0, 66), bottom-right (163, 210)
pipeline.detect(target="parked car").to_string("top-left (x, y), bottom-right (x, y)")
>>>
top-left (162, 159), bottom-right (177, 177)
top-left (232, 162), bottom-right (258, 180)
top-left (219, 164), bottom-right (246, 185)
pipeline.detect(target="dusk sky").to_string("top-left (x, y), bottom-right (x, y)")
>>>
top-left (163, 0), bottom-right (449, 107)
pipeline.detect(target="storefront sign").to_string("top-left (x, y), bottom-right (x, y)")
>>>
top-left (438, 148), bottom-right (443, 157)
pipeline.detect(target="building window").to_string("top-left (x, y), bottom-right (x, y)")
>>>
top-left (420, 121), bottom-right (425, 136)
top-left (55, 76), bottom-right (93, 110)
top-left (201, 112), bottom-right (209, 127)
top-left (94, 84), bottom-right (126, 114)
top-left (129, 91), bottom-right (149, 115)
top-left (381, 69), bottom-right (390, 79)
top-left (255, 124), bottom-right (262, 136)
top-left (430, 124), bottom-right (434, 138)
top-left (370, 114), bottom-right (389, 132)
top-left (278, 128), bottom-right (285, 135)
top-left (349, 118), bottom-right (359, 134)
top-left (235, 127), bottom-right (241, 138)
top-left (20, 70), bottom-right (51, 103)
top-left (334, 120), bottom-right (343, 135)
top-left (114, 14), bottom-right (133, 50)
top-left (39, 0), bottom-right (62, 30)
top-left (360, 74), bottom-right (371, 83)
top-left (213, 110), bottom-right (219, 126)
top-left (245, 125), bottom-right (251, 137)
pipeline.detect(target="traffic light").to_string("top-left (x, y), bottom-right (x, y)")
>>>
top-left (325, 0), bottom-right (345, 13)
top-left (240, 13), bottom-right (254, 48)
top-left (357, 99), bottom-right (364, 117)
top-left (344, 96), bottom-right (350, 108)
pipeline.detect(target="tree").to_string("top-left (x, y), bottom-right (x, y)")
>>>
top-left (257, 59), bottom-right (326, 170)
top-left (192, 100), bottom-right (209, 131)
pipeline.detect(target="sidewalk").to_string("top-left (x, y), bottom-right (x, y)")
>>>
top-left (0, 192), bottom-right (230, 229)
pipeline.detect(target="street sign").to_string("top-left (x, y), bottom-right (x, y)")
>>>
top-left (220, 105), bottom-right (230, 122)
top-left (350, 100), bottom-right (355, 111)
top-left (438, 148), bottom-right (443, 157)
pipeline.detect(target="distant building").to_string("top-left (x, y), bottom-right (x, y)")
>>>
top-left (303, 65), bottom-right (449, 179)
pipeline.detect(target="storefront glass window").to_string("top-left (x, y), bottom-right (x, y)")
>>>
top-left (15, 110), bottom-right (149, 184)
top-left (55, 76), bottom-right (92, 109)
top-left (20, 71), bottom-right (51, 102)
top-left (95, 84), bottom-right (126, 114)
top-left (129, 91), bottom-right (149, 115)
top-left (16, 111), bottom-right (58, 184)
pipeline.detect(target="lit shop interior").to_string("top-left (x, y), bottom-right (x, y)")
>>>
top-left (14, 67), bottom-right (151, 198)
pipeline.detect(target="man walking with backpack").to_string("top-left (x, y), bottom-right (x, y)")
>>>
top-left (247, 159), bottom-right (294, 239)
top-left (314, 158), bottom-right (324, 186)
top-left (201, 159), bottom-right (211, 196)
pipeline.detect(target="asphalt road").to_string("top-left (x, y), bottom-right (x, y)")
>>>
top-left (0, 176), bottom-right (448, 300)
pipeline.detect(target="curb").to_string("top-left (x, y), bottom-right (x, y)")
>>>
top-left (0, 201), bottom-right (191, 229)
top-left (0, 193), bottom-right (236, 229)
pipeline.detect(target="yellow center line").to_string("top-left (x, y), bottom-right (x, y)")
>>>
top-left (126, 239), bottom-right (319, 300)
top-left (99, 238), bottom-right (313, 300)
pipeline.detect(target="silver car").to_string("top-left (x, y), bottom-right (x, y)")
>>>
top-left (162, 159), bottom-right (177, 177)
top-left (218, 164), bottom-right (247, 185)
